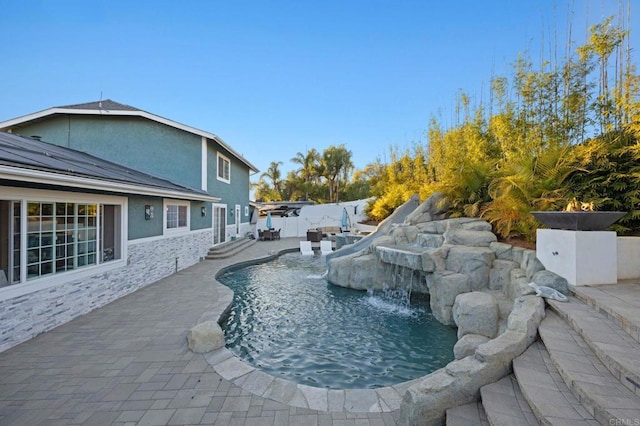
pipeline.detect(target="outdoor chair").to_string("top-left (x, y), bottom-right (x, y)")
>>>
top-left (320, 240), bottom-right (333, 256)
top-left (299, 241), bottom-right (314, 256)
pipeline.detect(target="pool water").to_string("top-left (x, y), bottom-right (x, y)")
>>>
top-left (219, 253), bottom-right (457, 389)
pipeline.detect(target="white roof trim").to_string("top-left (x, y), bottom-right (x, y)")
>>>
top-left (0, 165), bottom-right (221, 202)
top-left (0, 107), bottom-right (259, 173)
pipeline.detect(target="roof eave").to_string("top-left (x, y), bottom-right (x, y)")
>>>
top-left (0, 165), bottom-right (221, 202)
top-left (0, 107), bottom-right (260, 173)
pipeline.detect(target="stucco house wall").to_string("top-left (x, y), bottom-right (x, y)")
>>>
top-left (0, 99), bottom-right (259, 352)
top-left (0, 100), bottom-right (259, 245)
top-left (16, 115), bottom-right (204, 192)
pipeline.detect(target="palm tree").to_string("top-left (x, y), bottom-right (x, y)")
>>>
top-left (321, 145), bottom-right (353, 203)
top-left (260, 161), bottom-right (284, 201)
top-left (291, 149), bottom-right (321, 201)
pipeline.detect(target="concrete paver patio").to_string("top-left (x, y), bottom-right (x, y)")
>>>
top-left (0, 238), bottom-right (399, 425)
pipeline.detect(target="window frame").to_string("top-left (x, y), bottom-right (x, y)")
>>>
top-left (0, 188), bottom-right (127, 300)
top-left (163, 199), bottom-right (190, 234)
top-left (216, 152), bottom-right (231, 184)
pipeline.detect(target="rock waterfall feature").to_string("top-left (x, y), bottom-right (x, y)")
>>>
top-left (326, 194), bottom-right (559, 425)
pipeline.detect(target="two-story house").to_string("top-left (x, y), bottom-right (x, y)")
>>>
top-left (0, 100), bottom-right (258, 351)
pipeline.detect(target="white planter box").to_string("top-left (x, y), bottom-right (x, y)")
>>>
top-left (536, 229), bottom-right (618, 286)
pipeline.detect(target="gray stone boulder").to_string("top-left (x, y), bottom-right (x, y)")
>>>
top-left (531, 270), bottom-right (570, 295)
top-left (400, 294), bottom-right (547, 425)
top-left (445, 246), bottom-right (495, 290)
top-left (389, 224), bottom-right (420, 245)
top-left (376, 245), bottom-right (425, 270)
top-left (453, 292), bottom-right (499, 339)
top-left (326, 252), bottom-right (355, 288)
top-left (453, 334), bottom-right (490, 360)
top-left (349, 253), bottom-right (381, 290)
top-left (443, 229), bottom-right (497, 247)
top-left (416, 233), bottom-right (444, 249)
top-left (511, 246), bottom-right (526, 265)
top-left (506, 268), bottom-right (535, 300)
top-left (399, 356), bottom-right (510, 426)
top-left (458, 219), bottom-right (493, 232)
top-left (489, 259), bottom-right (519, 291)
top-left (521, 250), bottom-right (545, 280)
top-left (404, 192), bottom-right (448, 225)
top-left (187, 321), bottom-right (225, 353)
top-left (427, 246), bottom-right (449, 272)
top-left (507, 295), bottom-right (546, 339)
top-left (426, 272), bottom-right (471, 325)
top-left (490, 241), bottom-right (513, 260)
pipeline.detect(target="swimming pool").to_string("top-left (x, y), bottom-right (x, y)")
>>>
top-left (219, 252), bottom-right (457, 389)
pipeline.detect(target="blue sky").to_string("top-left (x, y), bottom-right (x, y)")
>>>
top-left (1, 1), bottom-right (636, 181)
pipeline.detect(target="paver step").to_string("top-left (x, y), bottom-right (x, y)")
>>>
top-left (446, 401), bottom-right (489, 426)
top-left (480, 374), bottom-right (539, 425)
top-left (539, 311), bottom-right (640, 424)
top-left (573, 282), bottom-right (640, 344)
top-left (513, 341), bottom-right (597, 425)
top-left (205, 238), bottom-right (256, 259)
top-left (547, 296), bottom-right (640, 396)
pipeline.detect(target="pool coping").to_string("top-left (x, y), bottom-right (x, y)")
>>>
top-left (201, 245), bottom-right (419, 413)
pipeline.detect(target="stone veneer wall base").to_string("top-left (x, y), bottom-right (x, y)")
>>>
top-left (0, 230), bottom-right (212, 353)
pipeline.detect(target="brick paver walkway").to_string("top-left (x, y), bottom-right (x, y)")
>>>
top-left (0, 238), bottom-right (399, 425)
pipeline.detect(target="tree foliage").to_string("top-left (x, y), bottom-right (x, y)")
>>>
top-left (253, 145), bottom-right (359, 204)
top-left (253, 13), bottom-right (639, 241)
top-left (363, 14), bottom-right (639, 240)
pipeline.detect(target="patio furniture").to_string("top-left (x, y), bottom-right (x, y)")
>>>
top-left (306, 229), bottom-right (322, 242)
top-left (299, 241), bottom-right (314, 256)
top-left (320, 240), bottom-right (333, 256)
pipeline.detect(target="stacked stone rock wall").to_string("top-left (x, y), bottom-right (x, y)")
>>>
top-left (0, 230), bottom-right (212, 353)
top-left (325, 193), bottom-right (569, 425)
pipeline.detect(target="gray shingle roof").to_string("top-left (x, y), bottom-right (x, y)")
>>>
top-left (0, 100), bottom-right (259, 173)
top-left (0, 131), bottom-right (212, 199)
top-left (57, 99), bottom-right (140, 111)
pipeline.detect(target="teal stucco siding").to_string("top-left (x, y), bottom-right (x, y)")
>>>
top-left (8, 111), bottom-right (254, 233)
top-left (207, 144), bottom-right (251, 226)
top-left (128, 196), bottom-right (163, 240)
top-left (190, 200), bottom-right (211, 231)
top-left (13, 115), bottom-right (203, 191)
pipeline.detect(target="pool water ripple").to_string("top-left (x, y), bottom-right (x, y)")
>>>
top-left (219, 253), bottom-right (457, 389)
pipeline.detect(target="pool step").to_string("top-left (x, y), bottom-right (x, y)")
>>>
top-left (513, 340), bottom-right (596, 424)
top-left (480, 374), bottom-right (539, 425)
top-left (205, 238), bottom-right (256, 259)
top-left (546, 296), bottom-right (640, 396)
top-left (445, 282), bottom-right (640, 426)
top-left (539, 310), bottom-right (640, 423)
top-left (572, 282), bottom-right (640, 344)
top-left (446, 401), bottom-right (489, 426)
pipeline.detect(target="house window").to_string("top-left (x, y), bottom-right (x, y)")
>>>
top-left (0, 193), bottom-right (125, 287)
top-left (164, 200), bottom-right (189, 232)
top-left (101, 205), bottom-right (122, 262)
top-left (217, 152), bottom-right (230, 183)
top-left (25, 202), bottom-right (99, 279)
